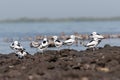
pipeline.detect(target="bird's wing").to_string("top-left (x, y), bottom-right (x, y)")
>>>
top-left (64, 39), bottom-right (74, 43)
top-left (86, 41), bottom-right (96, 46)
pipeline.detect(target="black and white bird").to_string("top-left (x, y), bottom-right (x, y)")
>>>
top-left (10, 41), bottom-right (24, 52)
top-left (30, 36), bottom-right (49, 53)
top-left (10, 41), bottom-right (28, 58)
top-left (37, 37), bottom-right (49, 53)
top-left (53, 36), bottom-right (63, 51)
top-left (63, 35), bottom-right (75, 49)
top-left (90, 32), bottom-right (104, 40)
top-left (80, 38), bottom-right (101, 51)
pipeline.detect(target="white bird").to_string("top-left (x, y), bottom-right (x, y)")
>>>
top-left (37, 36), bottom-right (49, 53)
top-left (53, 36), bottom-right (63, 51)
top-left (80, 38), bottom-right (101, 51)
top-left (63, 35), bottom-right (75, 49)
top-left (90, 32), bottom-right (104, 40)
top-left (10, 41), bottom-right (24, 52)
top-left (30, 41), bottom-right (40, 48)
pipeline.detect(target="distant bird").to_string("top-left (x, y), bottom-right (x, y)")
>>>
top-left (63, 35), bottom-right (75, 49)
top-left (30, 41), bottom-right (41, 52)
top-left (30, 41), bottom-right (40, 48)
top-left (10, 41), bottom-right (24, 52)
top-left (37, 36), bottom-right (49, 53)
top-left (80, 38), bottom-right (101, 51)
top-left (53, 36), bottom-right (63, 51)
top-left (90, 32), bottom-right (104, 40)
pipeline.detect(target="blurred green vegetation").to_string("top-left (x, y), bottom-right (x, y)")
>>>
top-left (1, 17), bottom-right (120, 23)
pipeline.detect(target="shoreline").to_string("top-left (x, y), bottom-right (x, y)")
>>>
top-left (1, 17), bottom-right (120, 23)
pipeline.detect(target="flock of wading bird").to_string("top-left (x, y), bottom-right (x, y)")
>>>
top-left (10, 32), bottom-right (104, 59)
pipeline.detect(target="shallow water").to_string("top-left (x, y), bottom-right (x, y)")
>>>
top-left (0, 21), bottom-right (120, 53)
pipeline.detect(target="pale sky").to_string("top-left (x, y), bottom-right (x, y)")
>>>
top-left (0, 0), bottom-right (120, 19)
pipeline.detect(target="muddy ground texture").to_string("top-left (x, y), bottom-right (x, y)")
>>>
top-left (0, 45), bottom-right (120, 80)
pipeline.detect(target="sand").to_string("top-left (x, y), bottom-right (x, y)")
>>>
top-left (0, 45), bottom-right (120, 80)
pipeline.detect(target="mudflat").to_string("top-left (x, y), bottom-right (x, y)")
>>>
top-left (0, 45), bottom-right (120, 80)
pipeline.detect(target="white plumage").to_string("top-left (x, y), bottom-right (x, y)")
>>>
top-left (10, 41), bottom-right (24, 52)
top-left (37, 37), bottom-right (49, 53)
top-left (63, 35), bottom-right (75, 48)
top-left (86, 38), bottom-right (100, 48)
top-left (30, 41), bottom-right (40, 48)
top-left (80, 38), bottom-right (101, 50)
top-left (10, 41), bottom-right (28, 58)
top-left (53, 36), bottom-right (63, 51)
top-left (90, 32), bottom-right (104, 40)
top-left (16, 49), bottom-right (28, 59)
top-left (30, 36), bottom-right (49, 53)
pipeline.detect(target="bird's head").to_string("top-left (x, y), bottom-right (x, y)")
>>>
top-left (92, 32), bottom-right (97, 35)
top-left (70, 35), bottom-right (75, 39)
top-left (53, 36), bottom-right (58, 40)
top-left (14, 41), bottom-right (19, 45)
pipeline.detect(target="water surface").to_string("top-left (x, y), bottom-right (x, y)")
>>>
top-left (0, 21), bottom-right (120, 53)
